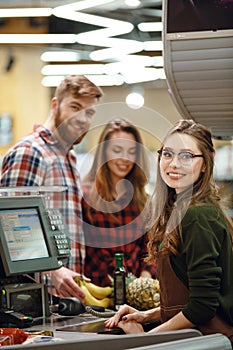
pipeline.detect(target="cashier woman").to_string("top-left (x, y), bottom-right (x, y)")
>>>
top-left (105, 119), bottom-right (233, 344)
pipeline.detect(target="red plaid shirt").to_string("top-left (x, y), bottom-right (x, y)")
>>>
top-left (82, 186), bottom-right (156, 286)
top-left (0, 124), bottom-right (84, 273)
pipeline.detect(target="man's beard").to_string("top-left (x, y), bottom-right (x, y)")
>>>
top-left (54, 108), bottom-right (87, 147)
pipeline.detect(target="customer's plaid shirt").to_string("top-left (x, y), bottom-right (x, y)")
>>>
top-left (82, 190), bottom-right (156, 286)
top-left (0, 124), bottom-right (85, 273)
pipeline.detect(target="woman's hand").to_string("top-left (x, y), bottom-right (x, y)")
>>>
top-left (104, 304), bottom-right (147, 328)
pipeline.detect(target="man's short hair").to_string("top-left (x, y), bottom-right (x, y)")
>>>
top-left (55, 75), bottom-right (103, 102)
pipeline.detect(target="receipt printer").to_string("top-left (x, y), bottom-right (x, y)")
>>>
top-left (0, 283), bottom-right (49, 319)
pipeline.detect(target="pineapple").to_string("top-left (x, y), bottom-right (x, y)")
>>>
top-left (126, 277), bottom-right (160, 311)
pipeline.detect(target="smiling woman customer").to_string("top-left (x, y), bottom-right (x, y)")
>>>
top-left (81, 117), bottom-right (156, 287)
top-left (105, 119), bottom-right (233, 344)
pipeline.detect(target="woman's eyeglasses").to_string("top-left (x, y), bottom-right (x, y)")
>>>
top-left (157, 149), bottom-right (203, 166)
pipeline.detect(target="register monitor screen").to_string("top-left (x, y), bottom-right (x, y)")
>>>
top-left (1, 207), bottom-right (49, 261)
top-left (0, 196), bottom-right (64, 277)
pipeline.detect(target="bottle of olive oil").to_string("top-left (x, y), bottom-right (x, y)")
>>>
top-left (114, 253), bottom-right (126, 310)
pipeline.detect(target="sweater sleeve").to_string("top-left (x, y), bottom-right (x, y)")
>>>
top-left (180, 205), bottom-right (226, 325)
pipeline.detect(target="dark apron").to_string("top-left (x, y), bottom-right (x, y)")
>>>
top-left (155, 249), bottom-right (233, 344)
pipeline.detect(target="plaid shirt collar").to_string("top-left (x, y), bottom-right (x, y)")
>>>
top-left (33, 124), bottom-right (57, 145)
top-left (33, 124), bottom-right (74, 153)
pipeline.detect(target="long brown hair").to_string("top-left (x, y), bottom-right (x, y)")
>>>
top-left (146, 119), bottom-right (233, 262)
top-left (83, 117), bottom-right (150, 213)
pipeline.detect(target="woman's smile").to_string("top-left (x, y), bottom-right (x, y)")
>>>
top-left (167, 171), bottom-right (185, 180)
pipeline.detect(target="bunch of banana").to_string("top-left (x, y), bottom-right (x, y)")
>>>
top-left (74, 277), bottom-right (113, 308)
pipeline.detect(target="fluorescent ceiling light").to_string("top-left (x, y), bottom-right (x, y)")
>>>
top-left (117, 55), bottom-right (154, 65)
top-left (77, 35), bottom-right (135, 48)
top-left (54, 1), bottom-right (138, 57)
top-left (90, 41), bottom-right (144, 61)
top-left (41, 64), bottom-right (105, 75)
top-left (41, 51), bottom-right (81, 62)
top-left (158, 69), bottom-right (166, 79)
top-left (138, 22), bottom-right (163, 32)
top-left (0, 1), bottom-right (160, 60)
top-left (104, 56), bottom-right (154, 74)
top-left (1, 0), bottom-right (165, 85)
top-left (87, 74), bottom-right (124, 86)
top-left (152, 56), bottom-right (164, 67)
top-left (123, 68), bottom-right (163, 84)
top-left (103, 55), bottom-right (163, 74)
top-left (144, 41), bottom-right (163, 51)
top-left (54, 10), bottom-right (133, 33)
top-left (0, 8), bottom-right (52, 17)
top-left (41, 67), bottom-right (166, 87)
top-left (42, 74), bottom-right (124, 87)
top-left (42, 76), bottom-right (67, 87)
top-left (75, 21), bottom-right (134, 49)
top-left (0, 34), bottom-right (76, 44)
top-left (53, 0), bottom-right (114, 12)
top-left (76, 27), bottom-right (135, 45)
top-left (53, 1), bottom-right (134, 36)
top-left (40, 58), bottom-right (165, 83)
top-left (124, 0), bottom-right (141, 7)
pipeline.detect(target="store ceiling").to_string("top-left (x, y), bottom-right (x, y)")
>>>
top-left (0, 0), bottom-right (162, 28)
top-left (0, 0), bottom-right (164, 87)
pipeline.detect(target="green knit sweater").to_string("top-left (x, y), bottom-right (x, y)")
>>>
top-left (170, 202), bottom-right (233, 325)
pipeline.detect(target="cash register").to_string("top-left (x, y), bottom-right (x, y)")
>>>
top-left (0, 195), bottom-right (71, 326)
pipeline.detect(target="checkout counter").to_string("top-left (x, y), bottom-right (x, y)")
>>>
top-left (0, 193), bottom-right (231, 349)
top-left (0, 318), bottom-right (231, 350)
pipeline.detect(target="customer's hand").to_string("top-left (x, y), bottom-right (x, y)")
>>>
top-left (48, 267), bottom-right (89, 302)
top-left (104, 304), bottom-right (146, 328)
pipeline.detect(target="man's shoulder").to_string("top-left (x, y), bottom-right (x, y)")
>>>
top-left (15, 132), bottom-right (37, 146)
top-left (5, 125), bottom-right (54, 156)
top-left (6, 132), bottom-right (44, 155)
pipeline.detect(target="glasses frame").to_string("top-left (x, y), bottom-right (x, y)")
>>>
top-left (157, 149), bottom-right (204, 166)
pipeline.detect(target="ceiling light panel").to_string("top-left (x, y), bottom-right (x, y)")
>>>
top-left (41, 64), bottom-right (105, 75)
top-left (0, 0), bottom-right (163, 86)
top-left (0, 34), bottom-right (77, 44)
top-left (0, 8), bottom-right (53, 17)
top-left (42, 74), bottom-right (124, 87)
top-left (138, 22), bottom-right (163, 32)
top-left (41, 51), bottom-right (81, 62)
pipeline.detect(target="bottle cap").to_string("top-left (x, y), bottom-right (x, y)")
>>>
top-left (115, 253), bottom-right (123, 260)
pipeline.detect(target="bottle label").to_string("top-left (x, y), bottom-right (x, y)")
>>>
top-left (114, 275), bottom-right (125, 309)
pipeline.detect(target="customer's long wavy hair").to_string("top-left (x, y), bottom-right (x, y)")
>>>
top-left (83, 117), bottom-right (150, 215)
top-left (146, 119), bottom-right (233, 262)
